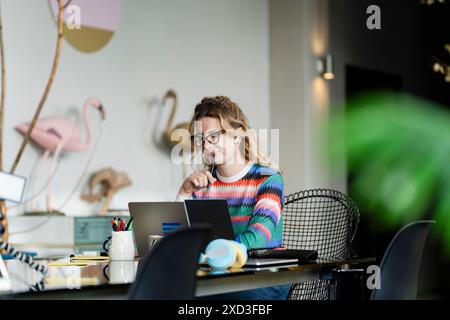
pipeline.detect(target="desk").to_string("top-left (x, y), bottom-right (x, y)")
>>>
top-left (0, 257), bottom-right (375, 299)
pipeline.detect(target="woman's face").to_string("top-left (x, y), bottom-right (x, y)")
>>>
top-left (195, 117), bottom-right (240, 166)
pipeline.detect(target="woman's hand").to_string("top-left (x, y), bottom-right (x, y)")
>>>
top-left (177, 170), bottom-right (217, 197)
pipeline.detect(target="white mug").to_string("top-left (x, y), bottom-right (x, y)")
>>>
top-left (148, 235), bottom-right (163, 251)
top-left (104, 231), bottom-right (135, 261)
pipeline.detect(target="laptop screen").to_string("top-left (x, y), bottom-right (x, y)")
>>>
top-left (128, 202), bottom-right (188, 257)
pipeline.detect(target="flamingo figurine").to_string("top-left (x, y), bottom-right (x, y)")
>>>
top-left (162, 89), bottom-right (195, 179)
top-left (163, 89), bottom-right (190, 148)
top-left (15, 97), bottom-right (106, 213)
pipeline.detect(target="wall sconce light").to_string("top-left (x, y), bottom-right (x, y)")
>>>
top-left (317, 54), bottom-right (334, 80)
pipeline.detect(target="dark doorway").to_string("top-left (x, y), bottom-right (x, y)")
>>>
top-left (344, 64), bottom-right (450, 299)
top-left (344, 65), bottom-right (403, 299)
top-left (346, 65), bottom-right (403, 98)
top-left (345, 64), bottom-right (403, 259)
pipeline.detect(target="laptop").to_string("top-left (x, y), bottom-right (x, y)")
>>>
top-left (243, 257), bottom-right (299, 268)
top-left (183, 199), bottom-right (299, 267)
top-left (128, 202), bottom-right (188, 257)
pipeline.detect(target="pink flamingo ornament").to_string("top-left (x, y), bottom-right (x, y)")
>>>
top-left (15, 98), bottom-right (106, 213)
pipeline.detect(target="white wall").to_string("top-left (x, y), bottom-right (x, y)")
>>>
top-left (3, 0), bottom-right (270, 216)
top-left (270, 0), bottom-right (339, 195)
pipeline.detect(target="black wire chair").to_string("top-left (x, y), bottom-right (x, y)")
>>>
top-left (282, 188), bottom-right (360, 300)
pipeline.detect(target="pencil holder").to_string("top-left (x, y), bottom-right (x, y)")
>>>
top-left (104, 231), bottom-right (135, 261)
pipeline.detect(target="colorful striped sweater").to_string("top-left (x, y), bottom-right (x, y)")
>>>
top-left (192, 163), bottom-right (284, 249)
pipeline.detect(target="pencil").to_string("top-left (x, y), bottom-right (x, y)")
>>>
top-left (210, 156), bottom-right (215, 174)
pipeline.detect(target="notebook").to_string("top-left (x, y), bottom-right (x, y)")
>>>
top-left (243, 257), bottom-right (299, 267)
top-left (243, 249), bottom-right (318, 267)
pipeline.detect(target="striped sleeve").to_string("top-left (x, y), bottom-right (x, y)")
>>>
top-left (236, 173), bottom-right (284, 249)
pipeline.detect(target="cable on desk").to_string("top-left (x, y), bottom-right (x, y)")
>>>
top-left (8, 272), bottom-right (46, 292)
top-left (29, 279), bottom-right (46, 292)
top-left (0, 239), bottom-right (48, 292)
top-left (0, 240), bottom-right (47, 274)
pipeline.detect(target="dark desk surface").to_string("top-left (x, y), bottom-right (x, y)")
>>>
top-left (1, 257), bottom-right (375, 299)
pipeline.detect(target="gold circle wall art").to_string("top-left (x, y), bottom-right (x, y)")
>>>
top-left (49, 0), bottom-right (122, 53)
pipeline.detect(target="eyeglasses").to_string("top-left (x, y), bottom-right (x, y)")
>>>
top-left (191, 130), bottom-right (226, 147)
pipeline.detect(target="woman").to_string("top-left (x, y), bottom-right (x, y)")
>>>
top-left (176, 96), bottom-right (290, 300)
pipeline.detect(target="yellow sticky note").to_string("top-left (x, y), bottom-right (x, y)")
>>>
top-left (48, 261), bottom-right (91, 267)
top-left (70, 255), bottom-right (110, 262)
top-left (45, 277), bottom-right (99, 286)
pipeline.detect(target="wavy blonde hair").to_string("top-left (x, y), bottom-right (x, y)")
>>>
top-left (189, 96), bottom-right (278, 171)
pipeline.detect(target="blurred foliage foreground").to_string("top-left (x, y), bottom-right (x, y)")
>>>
top-left (327, 92), bottom-right (450, 253)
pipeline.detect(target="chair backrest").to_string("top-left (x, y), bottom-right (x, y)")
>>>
top-left (127, 226), bottom-right (211, 300)
top-left (283, 189), bottom-right (360, 258)
top-left (371, 220), bottom-right (434, 300)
